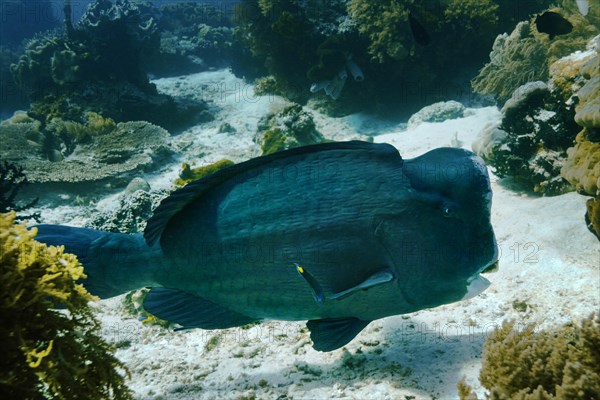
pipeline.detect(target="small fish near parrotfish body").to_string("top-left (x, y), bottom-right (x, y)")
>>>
top-left (408, 13), bottom-right (431, 46)
top-left (576, 0), bottom-right (589, 16)
top-left (33, 141), bottom-right (498, 352)
top-left (535, 11), bottom-right (573, 40)
top-left (309, 58), bottom-right (364, 100)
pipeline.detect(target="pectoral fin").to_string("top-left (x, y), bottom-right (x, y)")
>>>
top-left (329, 270), bottom-right (395, 301)
top-left (296, 263), bottom-right (325, 304)
top-left (307, 317), bottom-right (371, 352)
top-left (295, 264), bottom-right (395, 304)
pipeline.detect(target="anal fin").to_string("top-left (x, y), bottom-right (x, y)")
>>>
top-left (143, 288), bottom-right (258, 329)
top-left (307, 317), bottom-right (371, 352)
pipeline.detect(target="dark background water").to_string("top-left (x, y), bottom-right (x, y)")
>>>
top-left (0, 0), bottom-right (240, 45)
top-left (0, 0), bottom-right (239, 118)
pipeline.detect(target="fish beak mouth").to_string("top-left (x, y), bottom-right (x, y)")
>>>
top-left (461, 256), bottom-right (498, 301)
top-left (461, 274), bottom-right (491, 301)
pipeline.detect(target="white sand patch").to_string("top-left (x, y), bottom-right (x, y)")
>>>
top-left (375, 107), bottom-right (503, 158)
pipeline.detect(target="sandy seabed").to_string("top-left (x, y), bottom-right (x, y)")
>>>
top-left (37, 70), bottom-right (599, 399)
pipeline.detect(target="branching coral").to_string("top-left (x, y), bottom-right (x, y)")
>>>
top-left (458, 315), bottom-right (600, 399)
top-left (444, 0), bottom-right (499, 33)
top-left (0, 211), bottom-right (132, 399)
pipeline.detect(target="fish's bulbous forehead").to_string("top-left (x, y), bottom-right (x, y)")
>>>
top-left (402, 148), bottom-right (492, 203)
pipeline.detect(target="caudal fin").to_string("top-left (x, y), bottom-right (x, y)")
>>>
top-left (34, 224), bottom-right (158, 298)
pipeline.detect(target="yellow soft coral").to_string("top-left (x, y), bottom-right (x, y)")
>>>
top-left (562, 130), bottom-right (600, 196)
top-left (0, 211), bottom-right (132, 399)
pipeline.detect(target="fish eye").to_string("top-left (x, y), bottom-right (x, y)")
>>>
top-left (442, 204), bottom-right (454, 218)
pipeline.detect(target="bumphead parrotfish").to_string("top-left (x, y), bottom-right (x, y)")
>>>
top-left (35, 141), bottom-right (498, 352)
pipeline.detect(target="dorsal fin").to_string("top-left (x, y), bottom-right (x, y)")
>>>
top-left (144, 141), bottom-right (401, 246)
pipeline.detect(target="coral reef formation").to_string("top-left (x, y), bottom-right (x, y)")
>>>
top-left (458, 315), bottom-right (600, 399)
top-left (233, 0), bottom-right (553, 116)
top-left (150, 2), bottom-right (234, 76)
top-left (562, 130), bottom-right (600, 196)
top-left (474, 26), bottom-right (599, 196)
top-left (10, 0), bottom-right (209, 130)
top-left (0, 112), bottom-right (173, 185)
top-left (255, 104), bottom-right (325, 155)
top-left (477, 80), bottom-right (577, 195)
top-left (88, 189), bottom-right (166, 234)
top-left (560, 35), bottom-right (600, 239)
top-left (0, 211), bottom-right (132, 399)
top-left (472, 2), bottom-right (600, 104)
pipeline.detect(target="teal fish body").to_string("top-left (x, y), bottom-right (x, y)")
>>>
top-left (35, 141), bottom-right (497, 351)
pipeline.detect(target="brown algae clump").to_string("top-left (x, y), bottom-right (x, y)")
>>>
top-left (175, 159), bottom-right (235, 186)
